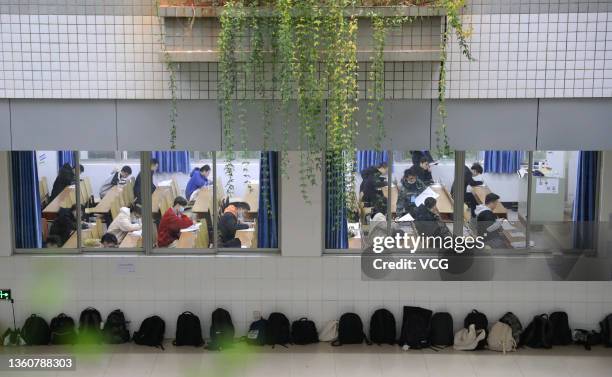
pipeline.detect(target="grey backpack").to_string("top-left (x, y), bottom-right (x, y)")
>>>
top-left (499, 312), bottom-right (522, 342)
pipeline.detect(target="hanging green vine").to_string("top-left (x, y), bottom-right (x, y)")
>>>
top-left (156, 1), bottom-right (179, 149)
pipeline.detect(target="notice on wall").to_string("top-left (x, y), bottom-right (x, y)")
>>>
top-left (535, 177), bottom-right (559, 194)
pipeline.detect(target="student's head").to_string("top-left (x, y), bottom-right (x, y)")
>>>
top-left (100, 233), bottom-right (118, 248)
top-left (132, 205), bottom-right (142, 219)
top-left (419, 157), bottom-right (430, 170)
top-left (471, 163), bottom-right (483, 176)
top-left (377, 161), bottom-right (388, 175)
top-left (224, 204), bottom-right (238, 218)
top-left (424, 197), bottom-right (437, 210)
top-left (150, 158), bottom-right (159, 172)
top-left (46, 235), bottom-right (61, 248)
top-left (120, 165), bottom-right (132, 178)
top-left (200, 164), bottom-right (211, 178)
top-left (403, 168), bottom-right (418, 184)
top-left (485, 193), bottom-right (500, 209)
top-left (173, 196), bottom-right (188, 213)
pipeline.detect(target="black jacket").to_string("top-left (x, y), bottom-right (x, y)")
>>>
top-left (413, 165), bottom-right (434, 186)
top-left (359, 167), bottom-right (386, 209)
top-left (48, 207), bottom-right (76, 246)
top-left (218, 212), bottom-right (249, 245)
top-left (475, 205), bottom-right (503, 241)
top-left (451, 166), bottom-right (483, 197)
top-left (133, 172), bottom-right (156, 204)
top-left (50, 163), bottom-right (75, 201)
top-left (413, 204), bottom-right (452, 239)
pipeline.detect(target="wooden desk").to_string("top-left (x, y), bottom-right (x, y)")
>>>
top-left (43, 186), bottom-right (75, 220)
top-left (89, 186), bottom-right (122, 214)
top-left (472, 186), bottom-right (508, 218)
top-left (177, 231), bottom-right (196, 248)
top-left (119, 233), bottom-right (142, 248)
top-left (62, 228), bottom-right (92, 248)
top-left (429, 184), bottom-right (454, 220)
top-left (236, 228), bottom-right (256, 248)
top-left (191, 187), bottom-right (213, 213)
top-left (152, 186), bottom-right (172, 213)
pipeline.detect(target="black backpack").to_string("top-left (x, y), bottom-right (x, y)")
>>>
top-left (133, 315), bottom-right (165, 349)
top-left (173, 312), bottom-right (203, 347)
top-left (247, 318), bottom-right (269, 346)
top-left (22, 314), bottom-right (50, 345)
top-left (573, 329), bottom-right (602, 350)
top-left (520, 314), bottom-right (553, 349)
top-left (78, 307), bottom-right (103, 344)
top-left (549, 311), bottom-right (572, 345)
top-left (600, 314), bottom-right (612, 347)
top-left (464, 310), bottom-right (488, 349)
top-left (209, 308), bottom-right (235, 350)
top-left (333, 313), bottom-right (370, 346)
top-left (267, 312), bottom-right (291, 346)
top-left (398, 306), bottom-right (432, 349)
top-left (291, 318), bottom-right (319, 345)
top-left (430, 312), bottom-right (454, 347)
top-left (103, 309), bottom-right (130, 344)
top-left (369, 309), bottom-right (396, 345)
top-left (50, 313), bottom-right (77, 345)
top-left (499, 312), bottom-right (523, 342)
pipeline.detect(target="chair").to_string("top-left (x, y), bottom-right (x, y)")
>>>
top-left (159, 192), bottom-right (172, 215)
top-left (125, 178), bottom-right (135, 204)
top-left (171, 178), bottom-right (180, 199)
top-left (195, 218), bottom-right (210, 249)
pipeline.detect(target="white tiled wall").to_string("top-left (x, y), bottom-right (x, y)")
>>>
top-left (0, 255), bottom-right (611, 339)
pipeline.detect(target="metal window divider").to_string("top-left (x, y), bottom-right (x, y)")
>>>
top-left (75, 151), bottom-right (83, 253)
top-left (212, 151), bottom-right (218, 251)
top-left (453, 151), bottom-right (466, 238)
top-left (141, 152), bottom-right (153, 254)
top-left (526, 151), bottom-right (533, 249)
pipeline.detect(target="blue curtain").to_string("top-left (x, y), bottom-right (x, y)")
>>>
top-left (483, 151), bottom-right (523, 173)
top-left (57, 151), bottom-right (75, 169)
top-left (12, 151), bottom-right (43, 248)
top-left (356, 150), bottom-right (388, 173)
top-left (257, 152), bottom-right (279, 248)
top-left (152, 151), bottom-right (190, 174)
top-left (325, 152), bottom-right (349, 249)
top-left (572, 151), bottom-right (598, 249)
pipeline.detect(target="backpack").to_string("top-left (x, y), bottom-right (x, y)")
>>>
top-left (333, 313), bottom-right (369, 346)
top-left (600, 314), bottom-right (612, 347)
top-left (369, 309), bottom-right (396, 345)
top-left (267, 312), bottom-right (291, 346)
top-left (549, 311), bottom-right (572, 345)
top-left (247, 318), bottom-right (269, 346)
top-left (499, 312), bottom-right (523, 342)
top-left (464, 310), bottom-right (488, 350)
top-left (520, 314), bottom-right (553, 349)
top-left (291, 318), bottom-right (319, 345)
top-left (398, 306), bottom-right (432, 349)
top-left (50, 313), bottom-right (77, 345)
top-left (208, 308), bottom-right (235, 350)
top-left (103, 309), bottom-right (130, 344)
top-left (430, 312), bottom-right (454, 347)
top-left (21, 314), bottom-right (50, 345)
top-left (454, 324), bottom-right (486, 351)
top-left (318, 320), bottom-right (339, 342)
top-left (78, 307), bottom-right (103, 344)
top-left (487, 322), bottom-right (516, 353)
top-left (173, 312), bottom-right (203, 347)
top-left (133, 315), bottom-right (165, 349)
top-left (573, 329), bottom-right (602, 350)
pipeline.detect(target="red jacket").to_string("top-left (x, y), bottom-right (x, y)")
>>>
top-left (157, 208), bottom-right (193, 247)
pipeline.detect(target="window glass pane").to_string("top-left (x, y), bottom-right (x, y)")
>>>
top-left (152, 151), bottom-right (213, 250)
top-left (217, 151), bottom-right (278, 249)
top-left (12, 150), bottom-right (79, 249)
top-left (528, 151), bottom-right (597, 251)
top-left (465, 150), bottom-right (528, 250)
top-left (80, 151), bottom-right (117, 161)
top-left (78, 151), bottom-right (142, 249)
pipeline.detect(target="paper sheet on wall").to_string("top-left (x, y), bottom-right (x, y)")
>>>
top-left (535, 177), bottom-right (559, 194)
top-left (414, 187), bottom-right (440, 207)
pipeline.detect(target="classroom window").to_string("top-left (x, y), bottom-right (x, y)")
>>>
top-left (215, 151), bottom-right (278, 249)
top-left (78, 152), bottom-right (143, 250)
top-left (11, 150), bottom-right (80, 250)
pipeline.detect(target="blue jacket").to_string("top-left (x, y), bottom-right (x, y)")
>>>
top-left (185, 168), bottom-right (210, 200)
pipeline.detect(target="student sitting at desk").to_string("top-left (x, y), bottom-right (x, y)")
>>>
top-left (99, 165), bottom-right (132, 199)
top-left (185, 164), bottom-right (211, 201)
top-left (157, 196), bottom-right (193, 248)
top-left (413, 197), bottom-right (453, 239)
top-left (410, 151), bottom-right (434, 166)
top-left (100, 233), bottom-right (119, 248)
top-left (50, 163), bottom-right (84, 201)
top-left (359, 161), bottom-right (388, 215)
top-left (414, 157), bottom-right (434, 186)
top-left (475, 193), bottom-right (508, 248)
top-left (452, 163), bottom-right (484, 217)
top-left (134, 158), bottom-right (159, 204)
top-left (107, 206), bottom-right (142, 240)
top-left (397, 168), bottom-right (426, 218)
top-left (218, 205), bottom-right (250, 248)
top-left (48, 204), bottom-right (80, 246)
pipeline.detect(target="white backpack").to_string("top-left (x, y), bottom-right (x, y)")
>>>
top-left (487, 322), bottom-right (516, 353)
top-left (318, 320), bottom-right (339, 342)
top-left (453, 324), bottom-right (486, 351)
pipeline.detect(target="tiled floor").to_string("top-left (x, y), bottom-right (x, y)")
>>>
top-left (2, 343), bottom-right (612, 377)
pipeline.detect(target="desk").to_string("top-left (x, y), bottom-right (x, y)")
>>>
top-left (88, 186), bottom-right (122, 214)
top-left (191, 187), bottom-right (213, 213)
top-left (429, 184), bottom-right (453, 220)
top-left (120, 233), bottom-right (142, 248)
top-left (152, 186), bottom-right (172, 213)
top-left (237, 228), bottom-right (256, 248)
top-left (62, 229), bottom-right (92, 248)
top-left (472, 186), bottom-right (508, 218)
top-left (177, 231), bottom-right (196, 248)
top-left (43, 186), bottom-right (75, 220)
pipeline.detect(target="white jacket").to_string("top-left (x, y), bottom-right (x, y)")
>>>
top-left (107, 207), bottom-right (141, 239)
